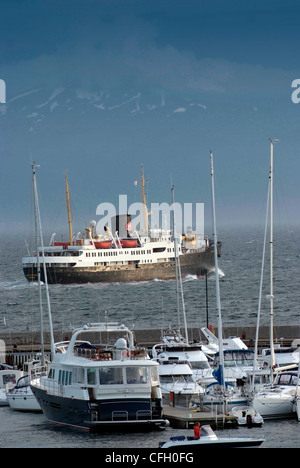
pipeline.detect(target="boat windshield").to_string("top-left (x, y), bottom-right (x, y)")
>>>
top-left (126, 366), bottom-right (149, 384)
top-left (98, 366), bottom-right (150, 385)
top-left (1, 373), bottom-right (18, 386)
top-left (160, 375), bottom-right (194, 384)
top-left (214, 351), bottom-right (255, 368)
top-left (276, 373), bottom-right (298, 386)
top-left (16, 375), bottom-right (30, 388)
top-left (189, 361), bottom-right (210, 370)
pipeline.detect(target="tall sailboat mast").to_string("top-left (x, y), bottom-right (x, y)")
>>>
top-left (210, 151), bottom-right (225, 390)
top-left (171, 184), bottom-right (189, 344)
top-left (32, 163), bottom-right (45, 366)
top-left (32, 163), bottom-right (56, 359)
top-left (269, 138), bottom-right (278, 384)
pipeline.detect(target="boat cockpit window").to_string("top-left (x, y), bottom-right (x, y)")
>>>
top-left (87, 368), bottom-right (97, 385)
top-left (73, 367), bottom-right (84, 384)
top-left (160, 376), bottom-right (173, 384)
top-left (160, 375), bottom-right (194, 384)
top-left (276, 373), bottom-right (298, 386)
top-left (190, 361), bottom-right (210, 370)
top-left (58, 370), bottom-right (72, 386)
top-left (151, 366), bottom-right (159, 386)
top-left (1, 374), bottom-right (17, 386)
top-left (16, 375), bottom-right (30, 388)
top-left (126, 366), bottom-right (149, 384)
top-left (99, 367), bottom-right (124, 385)
top-left (215, 351), bottom-right (255, 367)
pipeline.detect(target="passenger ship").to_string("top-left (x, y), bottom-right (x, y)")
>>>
top-left (22, 169), bottom-right (221, 285)
top-left (30, 322), bottom-right (167, 431)
top-left (23, 225), bottom-right (219, 284)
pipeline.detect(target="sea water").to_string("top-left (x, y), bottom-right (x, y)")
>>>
top-left (0, 227), bottom-right (299, 448)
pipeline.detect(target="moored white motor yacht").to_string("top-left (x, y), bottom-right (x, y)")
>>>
top-left (261, 345), bottom-right (300, 369)
top-left (155, 359), bottom-right (204, 407)
top-left (30, 322), bottom-right (168, 431)
top-left (200, 326), bottom-right (249, 357)
top-left (152, 329), bottom-right (214, 385)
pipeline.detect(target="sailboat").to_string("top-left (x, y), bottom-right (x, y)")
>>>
top-left (7, 164), bottom-right (54, 412)
top-left (6, 361), bottom-right (46, 412)
top-left (251, 139), bottom-right (300, 419)
top-left (200, 151), bottom-right (249, 412)
top-left (0, 365), bottom-right (23, 406)
top-left (151, 186), bottom-right (215, 390)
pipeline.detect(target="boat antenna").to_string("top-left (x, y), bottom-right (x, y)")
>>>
top-left (210, 150), bottom-right (225, 391)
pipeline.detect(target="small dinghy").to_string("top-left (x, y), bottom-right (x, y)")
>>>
top-left (229, 405), bottom-right (264, 427)
top-left (159, 425), bottom-right (265, 449)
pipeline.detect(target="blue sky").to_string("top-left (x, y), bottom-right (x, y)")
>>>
top-left (0, 0), bottom-right (300, 233)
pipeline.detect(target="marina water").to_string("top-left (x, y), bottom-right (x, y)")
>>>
top-left (0, 226), bottom-right (299, 448)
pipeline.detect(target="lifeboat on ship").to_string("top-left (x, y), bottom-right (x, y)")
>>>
top-left (119, 239), bottom-right (138, 248)
top-left (93, 240), bottom-right (113, 249)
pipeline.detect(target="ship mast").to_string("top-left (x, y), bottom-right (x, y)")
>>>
top-left (65, 174), bottom-right (74, 246)
top-left (141, 165), bottom-right (149, 234)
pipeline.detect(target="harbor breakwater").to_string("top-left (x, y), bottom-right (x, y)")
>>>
top-left (1, 324), bottom-right (299, 351)
top-left (1, 325), bottom-right (299, 368)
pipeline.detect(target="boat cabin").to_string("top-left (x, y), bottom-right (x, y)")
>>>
top-left (0, 369), bottom-right (23, 390)
top-left (213, 350), bottom-right (256, 369)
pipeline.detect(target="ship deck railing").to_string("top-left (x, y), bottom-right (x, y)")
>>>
top-left (111, 409), bottom-right (153, 421)
top-left (73, 347), bottom-right (113, 361)
top-left (73, 347), bottom-right (148, 361)
top-left (31, 376), bottom-right (67, 398)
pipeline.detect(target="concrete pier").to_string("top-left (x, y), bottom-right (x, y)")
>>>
top-left (162, 406), bottom-right (238, 430)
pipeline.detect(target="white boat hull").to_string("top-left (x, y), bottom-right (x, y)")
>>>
top-left (296, 399), bottom-right (300, 422)
top-left (0, 389), bottom-right (8, 407)
top-left (160, 425), bottom-right (264, 448)
top-left (7, 388), bottom-right (41, 412)
top-left (252, 392), bottom-right (295, 419)
top-left (160, 437), bottom-right (265, 448)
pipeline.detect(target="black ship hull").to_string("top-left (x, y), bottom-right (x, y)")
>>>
top-left (23, 245), bottom-right (221, 285)
top-left (31, 386), bottom-right (166, 432)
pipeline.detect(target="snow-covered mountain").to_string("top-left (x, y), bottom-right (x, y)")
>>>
top-left (0, 84), bottom-right (212, 231)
